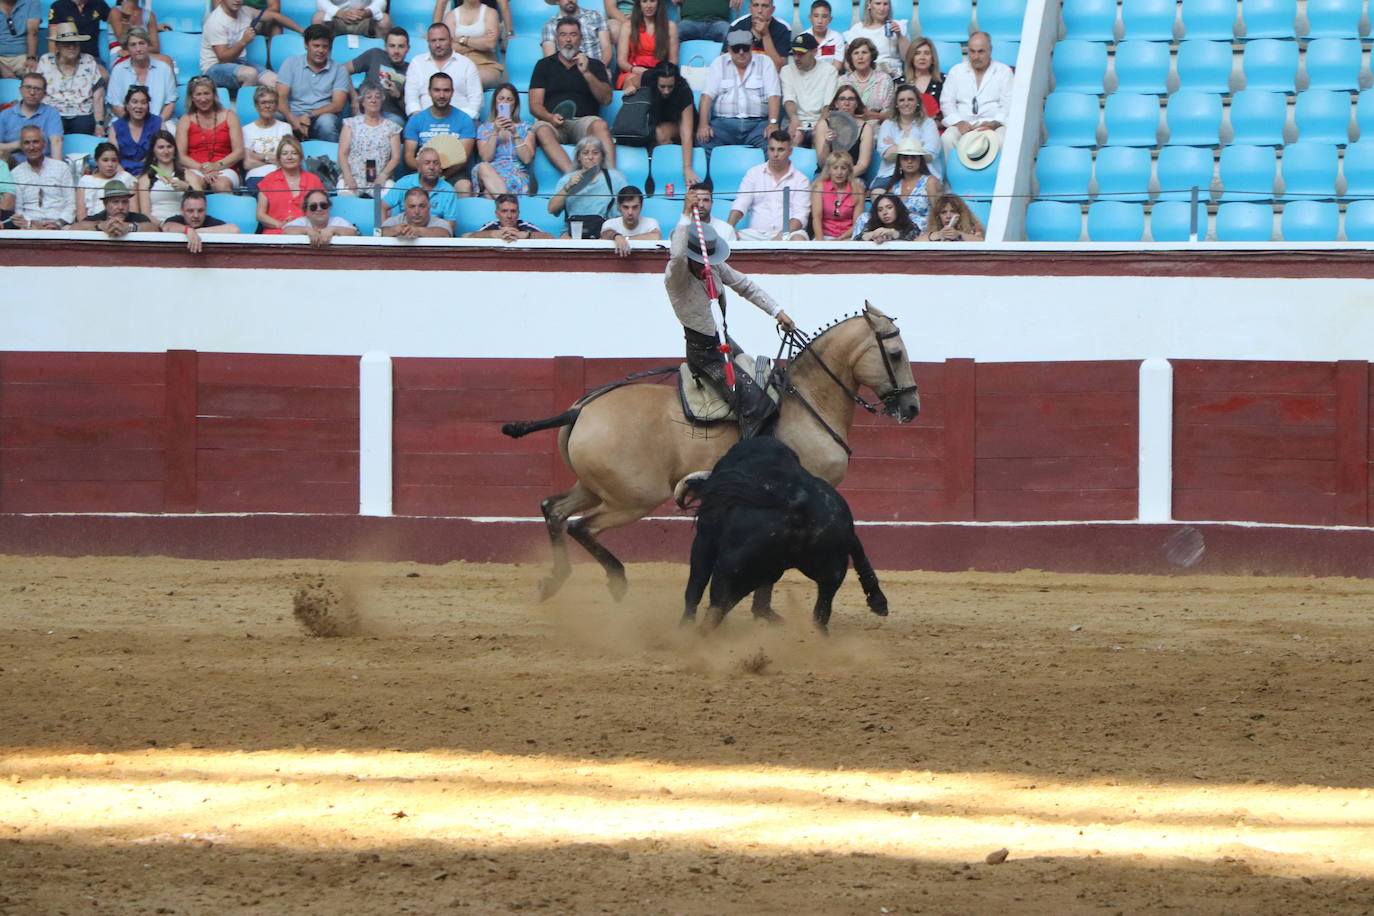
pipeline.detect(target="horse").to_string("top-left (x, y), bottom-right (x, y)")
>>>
top-left (501, 302), bottom-right (921, 607)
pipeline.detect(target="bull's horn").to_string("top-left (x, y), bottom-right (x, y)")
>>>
top-left (673, 471), bottom-right (711, 510)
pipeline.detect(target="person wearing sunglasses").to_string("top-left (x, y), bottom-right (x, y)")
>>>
top-left (938, 31), bottom-right (1012, 156)
top-left (0, 0), bottom-right (40, 78)
top-left (282, 187), bottom-right (359, 246)
top-left (809, 148), bottom-right (863, 241)
top-left (697, 27), bottom-right (778, 150)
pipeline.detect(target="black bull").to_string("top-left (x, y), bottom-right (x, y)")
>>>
top-left (679, 439), bottom-right (889, 634)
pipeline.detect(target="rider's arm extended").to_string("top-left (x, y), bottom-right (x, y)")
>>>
top-left (717, 260), bottom-right (782, 319)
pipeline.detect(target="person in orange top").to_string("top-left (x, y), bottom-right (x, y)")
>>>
top-left (615, 0), bottom-right (675, 91)
top-left (254, 134), bottom-right (323, 233)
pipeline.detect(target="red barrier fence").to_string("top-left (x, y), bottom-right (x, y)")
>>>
top-left (0, 350), bottom-right (1368, 527)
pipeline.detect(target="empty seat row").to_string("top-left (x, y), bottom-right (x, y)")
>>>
top-left (1046, 89), bottom-right (1374, 147)
top-left (1027, 198), bottom-right (1374, 240)
top-left (1036, 139), bottom-right (1374, 199)
top-left (1054, 37), bottom-right (1370, 95)
top-left (1063, 0), bottom-right (1367, 42)
top-left (915, 0), bottom-right (1029, 43)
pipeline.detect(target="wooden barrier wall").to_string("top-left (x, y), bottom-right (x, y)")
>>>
top-left (1, 351), bottom-right (1369, 526)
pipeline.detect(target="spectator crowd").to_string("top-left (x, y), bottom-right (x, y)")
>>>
top-left (0, 0), bottom-right (1006, 242)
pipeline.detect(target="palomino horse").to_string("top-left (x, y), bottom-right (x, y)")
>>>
top-left (502, 303), bottom-right (921, 603)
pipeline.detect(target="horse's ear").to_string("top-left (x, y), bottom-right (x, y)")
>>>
top-left (861, 302), bottom-right (879, 328)
top-left (864, 300), bottom-right (889, 319)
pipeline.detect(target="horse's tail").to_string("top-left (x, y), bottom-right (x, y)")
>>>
top-left (502, 408), bottom-right (581, 439)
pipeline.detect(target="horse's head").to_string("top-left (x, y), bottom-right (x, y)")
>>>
top-left (858, 303), bottom-right (921, 423)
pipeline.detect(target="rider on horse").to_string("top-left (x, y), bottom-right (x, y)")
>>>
top-left (665, 223), bottom-right (796, 438)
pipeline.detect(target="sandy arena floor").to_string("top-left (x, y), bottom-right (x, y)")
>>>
top-left (1, 554), bottom-right (1373, 914)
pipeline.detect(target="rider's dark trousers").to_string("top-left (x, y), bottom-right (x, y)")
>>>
top-left (684, 328), bottom-right (775, 438)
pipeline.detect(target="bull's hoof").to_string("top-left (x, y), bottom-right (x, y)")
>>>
top-left (699, 607), bottom-right (725, 633)
top-left (607, 574), bottom-right (628, 603)
top-left (868, 595), bottom-right (889, 617)
top-left (753, 608), bottom-right (786, 625)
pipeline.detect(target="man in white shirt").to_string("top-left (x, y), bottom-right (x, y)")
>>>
top-left (780, 32), bottom-right (836, 148)
top-left (802, 0), bottom-right (844, 69)
top-left (600, 185), bottom-right (660, 256)
top-left (729, 130), bottom-right (811, 241)
top-left (404, 22), bottom-right (481, 118)
top-left (697, 28), bottom-right (779, 150)
top-left (10, 124), bottom-right (74, 228)
top-left (200, 0), bottom-right (278, 91)
top-left (677, 183), bottom-right (736, 241)
top-left (939, 31), bottom-right (1014, 154)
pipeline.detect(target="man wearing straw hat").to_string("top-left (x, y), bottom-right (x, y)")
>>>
top-left (665, 220), bottom-right (794, 438)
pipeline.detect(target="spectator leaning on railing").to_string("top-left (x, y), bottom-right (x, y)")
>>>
top-left (381, 185), bottom-right (453, 237)
top-left (465, 192), bottom-right (555, 241)
top-left (161, 188), bottom-right (238, 251)
top-left (70, 178), bottom-right (154, 237)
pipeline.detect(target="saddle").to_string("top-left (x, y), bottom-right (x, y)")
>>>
top-left (678, 355), bottom-right (779, 423)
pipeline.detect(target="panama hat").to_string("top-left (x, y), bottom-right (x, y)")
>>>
top-left (50, 22), bottom-right (90, 42)
top-left (956, 129), bottom-right (1001, 170)
top-left (892, 136), bottom-right (932, 158)
top-left (685, 224), bottom-right (731, 266)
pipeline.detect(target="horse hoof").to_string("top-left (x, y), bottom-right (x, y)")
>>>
top-left (536, 577), bottom-right (563, 601)
top-left (607, 575), bottom-right (628, 602)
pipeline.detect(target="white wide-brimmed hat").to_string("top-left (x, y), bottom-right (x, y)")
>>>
top-left (893, 136), bottom-right (932, 158)
top-left (50, 22), bottom-right (90, 42)
top-left (956, 130), bottom-right (1001, 170)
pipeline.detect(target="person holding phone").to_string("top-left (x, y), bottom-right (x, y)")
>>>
top-left (922, 193), bottom-right (983, 242)
top-left (338, 83), bottom-right (401, 197)
top-left (474, 82), bottom-right (548, 196)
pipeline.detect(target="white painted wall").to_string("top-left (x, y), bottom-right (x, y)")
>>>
top-left (7, 253), bottom-right (1374, 361)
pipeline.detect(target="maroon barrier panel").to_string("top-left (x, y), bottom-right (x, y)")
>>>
top-left (5, 350), bottom-right (1372, 526)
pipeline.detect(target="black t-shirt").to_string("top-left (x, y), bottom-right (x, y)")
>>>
top-left (47, 0), bottom-right (110, 62)
top-left (650, 77), bottom-right (694, 125)
top-left (529, 54), bottom-right (610, 119)
top-left (87, 208), bottom-right (152, 225)
top-left (161, 214), bottom-right (228, 227)
top-left (349, 48), bottom-right (409, 120)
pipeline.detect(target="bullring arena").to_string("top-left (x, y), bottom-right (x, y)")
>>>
top-left (4, 237), bottom-right (1374, 913)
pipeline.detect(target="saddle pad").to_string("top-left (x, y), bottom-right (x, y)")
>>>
top-left (677, 356), bottom-right (780, 424)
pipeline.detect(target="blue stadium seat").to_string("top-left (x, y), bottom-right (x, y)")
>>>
top-left (1094, 145), bottom-right (1153, 201)
top-left (1279, 199), bottom-right (1339, 237)
top-left (1339, 140), bottom-right (1374, 198)
top-left (706, 145), bottom-right (763, 192)
top-left (1304, 38), bottom-right (1362, 90)
top-left (1294, 89), bottom-right (1353, 144)
top-left (791, 146), bottom-right (818, 175)
top-left (992, 39), bottom-right (1020, 66)
top-left (935, 41), bottom-right (963, 70)
top-left (1342, 199), bottom-right (1374, 239)
top-left (975, 0), bottom-right (1027, 44)
top-left (1150, 199), bottom-right (1208, 238)
top-left (1052, 39), bottom-right (1108, 93)
top-left (1122, 0), bottom-right (1179, 40)
top-left (265, 32), bottom-right (305, 70)
top-left (1104, 92), bottom-right (1162, 145)
top-left (1062, 0), bottom-right (1119, 39)
top-left (1228, 90), bottom-right (1288, 145)
top-left (301, 139), bottom-right (339, 160)
top-left (1113, 40), bottom-right (1171, 93)
top-left (890, 0), bottom-right (915, 28)
top-left (338, 35), bottom-right (385, 57)
top-left (615, 145), bottom-right (651, 187)
top-left (1087, 200), bottom-right (1146, 239)
top-left (826, 0), bottom-right (855, 31)
top-left (1218, 143), bottom-right (1278, 199)
top-left (62, 133), bottom-right (104, 157)
top-left (1181, 0), bottom-right (1238, 38)
top-left (278, 0), bottom-right (316, 29)
top-left (1025, 200), bottom-right (1084, 240)
top-left (329, 194), bottom-right (380, 236)
top-left (0, 78), bottom-right (18, 105)
top-left (1215, 200), bottom-right (1274, 237)
top-left (640, 194), bottom-right (686, 232)
top-left (523, 201), bottom-right (567, 236)
top-left (510, 1), bottom-right (550, 34)
top-left (530, 143), bottom-right (573, 196)
top-left (1177, 39), bottom-right (1235, 92)
top-left (447, 196), bottom-right (495, 234)
top-left (966, 197), bottom-right (992, 225)
top-left (601, 90), bottom-right (624, 128)
top-left (1279, 141), bottom-right (1339, 199)
top-left (154, 0), bottom-right (208, 33)
top-left (1165, 90), bottom-right (1224, 145)
top-left (918, 0), bottom-right (974, 41)
top-left (946, 155), bottom-right (1000, 198)
top-left (504, 40), bottom-right (544, 88)
top-left (206, 192), bottom-right (258, 231)
top-left (1043, 91), bottom-right (1102, 146)
top-left (679, 39), bottom-right (721, 66)
top-left (390, 0), bottom-right (437, 34)
top-left (159, 30), bottom-right (204, 82)
top-left (1239, 0), bottom-right (1297, 38)
top-left (1035, 145), bottom-right (1094, 200)
top-left (236, 87), bottom-right (265, 124)
top-left (1357, 92), bottom-right (1374, 140)
top-left (1241, 38), bottom-right (1299, 91)
top-left (1157, 144), bottom-right (1217, 198)
top-left (650, 144), bottom-right (708, 195)
top-left (1302, 0), bottom-right (1363, 38)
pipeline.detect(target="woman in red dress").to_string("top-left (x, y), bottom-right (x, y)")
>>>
top-left (175, 75), bottom-right (244, 193)
top-left (615, 0), bottom-right (677, 92)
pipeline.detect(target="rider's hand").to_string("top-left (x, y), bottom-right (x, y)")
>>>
top-left (775, 309), bottom-right (795, 331)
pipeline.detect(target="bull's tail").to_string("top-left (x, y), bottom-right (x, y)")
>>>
top-left (502, 408), bottom-right (581, 439)
top-left (851, 537), bottom-right (888, 617)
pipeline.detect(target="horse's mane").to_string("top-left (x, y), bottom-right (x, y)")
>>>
top-left (788, 308), bottom-right (898, 368)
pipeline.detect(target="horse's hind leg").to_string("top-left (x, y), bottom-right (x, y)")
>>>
top-left (567, 505), bottom-right (651, 601)
top-left (537, 485), bottom-right (600, 601)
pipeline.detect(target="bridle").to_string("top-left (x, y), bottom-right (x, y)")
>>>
top-left (775, 315), bottom-right (918, 455)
